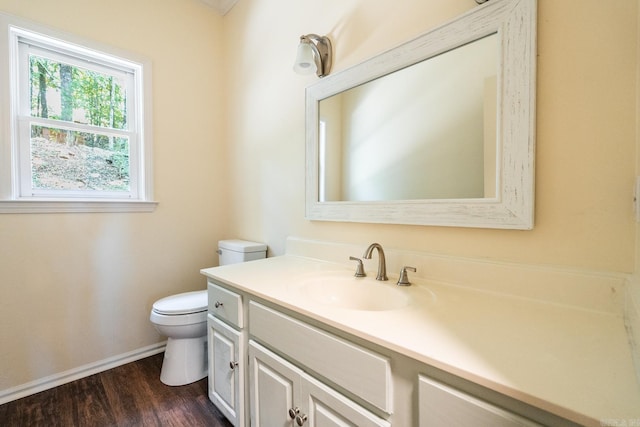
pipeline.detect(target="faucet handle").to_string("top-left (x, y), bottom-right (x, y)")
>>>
top-left (349, 256), bottom-right (366, 277)
top-left (397, 266), bottom-right (416, 286)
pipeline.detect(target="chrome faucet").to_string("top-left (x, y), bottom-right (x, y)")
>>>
top-left (362, 243), bottom-right (388, 281)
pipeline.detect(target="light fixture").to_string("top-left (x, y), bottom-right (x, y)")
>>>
top-left (293, 34), bottom-right (332, 78)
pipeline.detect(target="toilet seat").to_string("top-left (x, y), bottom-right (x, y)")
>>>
top-left (152, 290), bottom-right (207, 315)
top-left (150, 309), bottom-right (207, 326)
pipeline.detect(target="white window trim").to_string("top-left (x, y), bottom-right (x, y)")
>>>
top-left (0, 12), bottom-right (157, 213)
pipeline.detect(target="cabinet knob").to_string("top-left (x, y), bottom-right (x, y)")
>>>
top-left (288, 407), bottom-right (300, 419)
top-left (296, 414), bottom-right (308, 426)
top-left (229, 361), bottom-right (238, 370)
top-left (214, 301), bottom-right (223, 308)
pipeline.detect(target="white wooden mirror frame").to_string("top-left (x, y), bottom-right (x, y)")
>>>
top-left (305, 0), bottom-right (536, 229)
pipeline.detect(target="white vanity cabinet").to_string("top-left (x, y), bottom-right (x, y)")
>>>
top-left (204, 274), bottom-right (574, 427)
top-left (207, 281), bottom-right (247, 427)
top-left (249, 340), bottom-right (390, 427)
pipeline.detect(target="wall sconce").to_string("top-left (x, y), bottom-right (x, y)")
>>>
top-left (293, 34), bottom-right (332, 78)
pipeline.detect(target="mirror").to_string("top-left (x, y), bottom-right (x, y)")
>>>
top-left (319, 34), bottom-right (497, 202)
top-left (305, 0), bottom-right (536, 229)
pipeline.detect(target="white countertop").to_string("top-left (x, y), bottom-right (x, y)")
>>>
top-left (201, 255), bottom-right (640, 426)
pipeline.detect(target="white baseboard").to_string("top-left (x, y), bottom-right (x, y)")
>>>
top-left (0, 341), bottom-right (166, 405)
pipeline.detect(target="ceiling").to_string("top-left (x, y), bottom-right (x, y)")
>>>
top-left (199, 0), bottom-right (238, 15)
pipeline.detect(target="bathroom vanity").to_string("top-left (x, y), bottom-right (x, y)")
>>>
top-left (201, 0), bottom-right (640, 423)
top-left (201, 239), bottom-right (640, 427)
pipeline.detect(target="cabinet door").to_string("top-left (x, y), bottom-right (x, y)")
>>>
top-left (302, 374), bottom-right (390, 427)
top-left (208, 315), bottom-right (246, 427)
top-left (249, 340), bottom-right (300, 427)
top-left (249, 340), bottom-right (389, 427)
top-left (419, 376), bottom-right (541, 427)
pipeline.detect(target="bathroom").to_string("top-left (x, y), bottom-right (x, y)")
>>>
top-left (0, 0), bottom-right (638, 425)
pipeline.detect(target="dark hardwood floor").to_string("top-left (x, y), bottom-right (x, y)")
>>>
top-left (0, 353), bottom-right (233, 427)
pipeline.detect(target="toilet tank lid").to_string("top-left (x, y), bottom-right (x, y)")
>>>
top-left (219, 239), bottom-right (267, 253)
top-left (152, 290), bottom-right (207, 315)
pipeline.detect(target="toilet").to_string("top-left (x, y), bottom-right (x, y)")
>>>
top-left (150, 239), bottom-right (267, 386)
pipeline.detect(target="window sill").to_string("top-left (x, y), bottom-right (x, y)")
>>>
top-left (0, 199), bottom-right (158, 214)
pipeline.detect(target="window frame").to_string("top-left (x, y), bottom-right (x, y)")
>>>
top-left (0, 13), bottom-right (156, 213)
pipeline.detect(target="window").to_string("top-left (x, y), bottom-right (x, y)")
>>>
top-left (0, 14), bottom-right (155, 212)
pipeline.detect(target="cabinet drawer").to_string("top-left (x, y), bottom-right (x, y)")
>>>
top-left (208, 281), bottom-right (243, 328)
top-left (249, 301), bottom-right (392, 414)
top-left (418, 376), bottom-right (541, 427)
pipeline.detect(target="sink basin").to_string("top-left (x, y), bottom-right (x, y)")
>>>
top-left (292, 273), bottom-right (410, 311)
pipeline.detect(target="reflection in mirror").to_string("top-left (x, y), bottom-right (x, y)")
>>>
top-left (319, 34), bottom-right (497, 202)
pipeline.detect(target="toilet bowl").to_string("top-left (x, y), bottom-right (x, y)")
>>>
top-left (150, 290), bottom-right (208, 386)
top-left (150, 239), bottom-right (267, 386)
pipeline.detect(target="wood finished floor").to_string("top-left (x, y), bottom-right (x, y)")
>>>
top-left (0, 353), bottom-right (233, 427)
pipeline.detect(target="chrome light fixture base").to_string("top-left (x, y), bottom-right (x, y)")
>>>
top-left (294, 34), bottom-right (332, 78)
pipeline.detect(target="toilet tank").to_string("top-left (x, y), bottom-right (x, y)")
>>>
top-left (218, 239), bottom-right (267, 266)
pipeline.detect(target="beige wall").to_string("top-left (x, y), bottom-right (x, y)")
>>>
top-left (0, 0), bottom-right (228, 392)
top-left (225, 0), bottom-right (638, 274)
